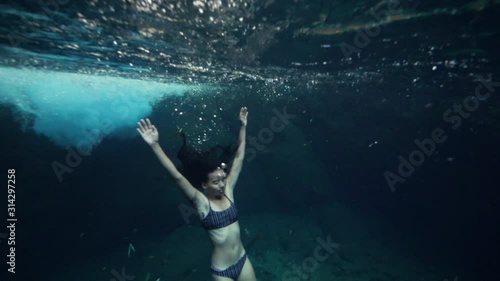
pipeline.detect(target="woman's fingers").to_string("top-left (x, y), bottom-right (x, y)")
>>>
top-left (138, 118), bottom-right (157, 136)
top-left (138, 120), bottom-right (146, 132)
top-left (138, 119), bottom-right (148, 132)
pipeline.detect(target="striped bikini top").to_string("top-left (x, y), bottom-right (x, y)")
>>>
top-left (201, 194), bottom-right (238, 230)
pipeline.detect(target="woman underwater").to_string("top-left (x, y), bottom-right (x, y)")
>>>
top-left (136, 107), bottom-right (257, 281)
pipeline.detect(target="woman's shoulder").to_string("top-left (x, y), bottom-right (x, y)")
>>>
top-left (192, 191), bottom-right (210, 218)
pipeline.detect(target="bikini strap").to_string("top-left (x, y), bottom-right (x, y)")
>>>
top-left (223, 193), bottom-right (234, 204)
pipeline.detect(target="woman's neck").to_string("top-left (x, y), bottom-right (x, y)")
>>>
top-left (207, 191), bottom-right (224, 200)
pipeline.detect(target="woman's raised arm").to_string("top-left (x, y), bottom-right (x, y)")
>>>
top-left (137, 118), bottom-right (200, 202)
top-left (226, 107), bottom-right (247, 191)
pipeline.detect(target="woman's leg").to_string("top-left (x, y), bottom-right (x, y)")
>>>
top-left (236, 256), bottom-right (257, 281)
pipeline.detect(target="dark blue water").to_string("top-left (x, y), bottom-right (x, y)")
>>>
top-left (1, 0), bottom-right (499, 281)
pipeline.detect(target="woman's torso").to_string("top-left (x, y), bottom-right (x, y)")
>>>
top-left (196, 193), bottom-right (245, 268)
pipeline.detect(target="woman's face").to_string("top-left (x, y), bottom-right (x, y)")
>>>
top-left (203, 168), bottom-right (227, 194)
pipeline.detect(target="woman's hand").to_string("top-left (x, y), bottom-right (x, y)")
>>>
top-left (239, 107), bottom-right (248, 126)
top-left (137, 118), bottom-right (159, 146)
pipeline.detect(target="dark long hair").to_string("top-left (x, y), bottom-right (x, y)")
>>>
top-left (177, 131), bottom-right (236, 188)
